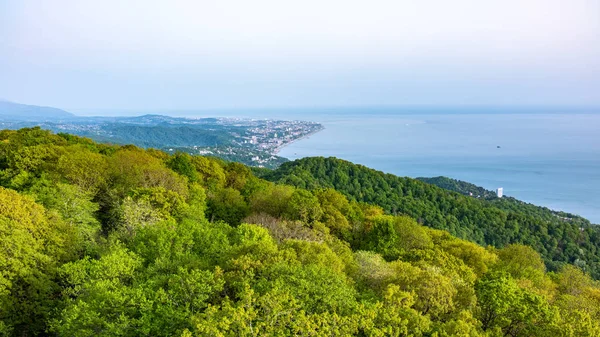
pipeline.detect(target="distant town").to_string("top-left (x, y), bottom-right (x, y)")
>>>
top-left (182, 119), bottom-right (324, 167)
top-left (0, 113), bottom-right (324, 168)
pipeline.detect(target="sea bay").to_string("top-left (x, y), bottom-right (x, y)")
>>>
top-left (268, 109), bottom-right (600, 223)
top-left (167, 107), bottom-right (600, 223)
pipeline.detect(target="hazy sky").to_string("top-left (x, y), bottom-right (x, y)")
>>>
top-left (1, 0), bottom-right (599, 111)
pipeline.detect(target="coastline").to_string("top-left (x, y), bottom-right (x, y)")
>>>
top-left (272, 125), bottom-right (325, 155)
top-left (258, 113), bottom-right (600, 224)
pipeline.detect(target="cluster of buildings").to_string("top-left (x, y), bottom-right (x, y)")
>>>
top-left (244, 120), bottom-right (323, 153)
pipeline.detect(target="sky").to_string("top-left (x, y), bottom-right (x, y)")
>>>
top-left (1, 0), bottom-right (599, 112)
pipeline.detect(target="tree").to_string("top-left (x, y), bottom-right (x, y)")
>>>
top-left (206, 188), bottom-right (249, 226)
top-left (249, 184), bottom-right (294, 218)
top-left (167, 152), bottom-right (199, 183)
top-left (191, 156), bottom-right (226, 188)
top-left (108, 149), bottom-right (188, 198)
top-left (285, 189), bottom-right (323, 224)
top-left (0, 187), bottom-right (74, 335)
top-left (52, 241), bottom-right (226, 337)
top-left (475, 272), bottom-right (559, 336)
top-left (496, 244), bottom-right (546, 280)
top-left (29, 181), bottom-right (102, 256)
top-left (316, 188), bottom-right (352, 236)
top-left (56, 145), bottom-right (108, 193)
top-left (363, 215), bottom-right (433, 261)
top-left (362, 284), bottom-right (431, 337)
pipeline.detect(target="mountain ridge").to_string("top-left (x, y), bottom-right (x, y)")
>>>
top-left (0, 100), bottom-right (75, 120)
top-left (260, 156), bottom-right (600, 277)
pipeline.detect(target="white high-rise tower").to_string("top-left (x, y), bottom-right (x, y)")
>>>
top-left (496, 187), bottom-right (503, 198)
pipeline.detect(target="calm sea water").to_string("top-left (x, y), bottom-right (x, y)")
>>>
top-left (181, 107), bottom-right (600, 223)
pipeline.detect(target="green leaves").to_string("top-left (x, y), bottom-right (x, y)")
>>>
top-left (206, 187), bottom-right (249, 226)
top-left (286, 189), bottom-right (323, 223)
top-left (167, 152), bottom-right (199, 183)
top-left (263, 156), bottom-right (600, 279)
top-left (2, 130), bottom-right (600, 336)
top-left (475, 272), bottom-right (559, 336)
top-left (0, 187), bottom-right (74, 335)
top-left (53, 239), bottom-right (226, 337)
top-left (363, 215), bottom-right (432, 261)
top-left (56, 145), bottom-right (108, 193)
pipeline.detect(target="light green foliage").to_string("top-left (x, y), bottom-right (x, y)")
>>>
top-left (432, 229), bottom-right (497, 277)
top-left (0, 128), bottom-right (67, 189)
top-left (10, 145), bottom-right (61, 176)
top-left (56, 145), bottom-right (108, 192)
top-left (226, 224), bottom-right (280, 272)
top-left (364, 215), bottom-right (433, 260)
top-left (207, 187), bottom-right (249, 226)
top-left (316, 188), bottom-right (352, 235)
top-left (3, 145), bottom-right (63, 189)
top-left (192, 156), bottom-right (226, 188)
top-left (52, 236), bottom-right (226, 337)
top-left (191, 286), bottom-right (326, 336)
top-left (354, 251), bottom-right (420, 293)
top-left (184, 183), bottom-right (207, 221)
top-left (263, 157), bottom-right (600, 279)
top-left (0, 187), bottom-right (74, 335)
top-left (475, 272), bottom-right (559, 336)
top-left (225, 162), bottom-right (251, 191)
top-left (109, 149), bottom-right (188, 197)
top-left (0, 129), bottom-right (599, 336)
top-left (118, 195), bottom-right (165, 236)
top-left (557, 309), bottom-right (600, 336)
top-left (259, 262), bottom-right (358, 316)
top-left (51, 245), bottom-right (143, 336)
top-left (249, 184), bottom-right (294, 218)
top-left (167, 152), bottom-right (199, 183)
top-left (363, 285), bottom-right (431, 337)
top-left (286, 189), bottom-right (323, 223)
top-left (29, 181), bottom-right (102, 255)
top-left (496, 244), bottom-right (546, 280)
top-left (394, 215), bottom-right (434, 251)
top-left (130, 187), bottom-right (188, 219)
top-left (410, 266), bottom-right (458, 319)
top-left (282, 239), bottom-right (346, 275)
top-left (552, 265), bottom-right (600, 335)
top-left (432, 310), bottom-right (483, 337)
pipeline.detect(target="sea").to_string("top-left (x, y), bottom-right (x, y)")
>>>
top-left (100, 106), bottom-right (600, 224)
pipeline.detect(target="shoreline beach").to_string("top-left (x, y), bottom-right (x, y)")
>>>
top-left (272, 125), bottom-right (326, 155)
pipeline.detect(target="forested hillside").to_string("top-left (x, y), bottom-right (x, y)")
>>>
top-left (262, 157), bottom-right (600, 278)
top-left (416, 176), bottom-right (498, 199)
top-left (1, 128), bottom-right (600, 336)
top-left (417, 176), bottom-right (589, 222)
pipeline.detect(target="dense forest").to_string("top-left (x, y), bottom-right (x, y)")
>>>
top-left (1, 127), bottom-right (600, 336)
top-left (415, 177), bottom-right (498, 200)
top-left (261, 157), bottom-right (600, 278)
top-left (417, 176), bottom-right (588, 221)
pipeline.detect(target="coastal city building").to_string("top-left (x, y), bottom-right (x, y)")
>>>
top-left (496, 187), bottom-right (503, 198)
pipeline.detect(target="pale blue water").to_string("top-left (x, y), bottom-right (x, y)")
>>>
top-left (179, 107), bottom-right (600, 223)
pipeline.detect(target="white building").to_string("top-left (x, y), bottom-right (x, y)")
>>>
top-left (496, 187), bottom-right (503, 198)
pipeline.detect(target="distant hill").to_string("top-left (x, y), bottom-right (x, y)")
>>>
top-left (0, 100), bottom-right (75, 120)
top-left (260, 156), bottom-right (600, 277)
top-left (417, 176), bottom-right (586, 221)
top-left (417, 176), bottom-right (498, 199)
